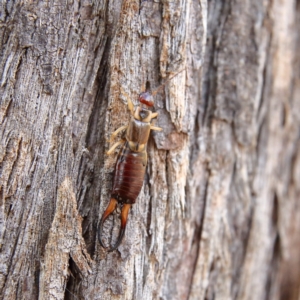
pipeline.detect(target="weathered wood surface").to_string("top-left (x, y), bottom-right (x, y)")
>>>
top-left (0, 0), bottom-right (300, 299)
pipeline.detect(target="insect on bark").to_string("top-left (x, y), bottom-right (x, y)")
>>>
top-left (98, 71), bottom-right (184, 251)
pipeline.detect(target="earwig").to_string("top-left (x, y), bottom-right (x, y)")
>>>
top-left (98, 69), bottom-right (185, 251)
top-left (98, 91), bottom-right (162, 251)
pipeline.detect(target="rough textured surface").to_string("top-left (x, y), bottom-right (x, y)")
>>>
top-left (0, 0), bottom-right (300, 299)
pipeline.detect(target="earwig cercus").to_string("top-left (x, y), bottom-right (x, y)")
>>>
top-left (98, 90), bottom-right (162, 251)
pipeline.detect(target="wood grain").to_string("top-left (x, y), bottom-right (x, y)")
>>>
top-left (0, 0), bottom-right (299, 299)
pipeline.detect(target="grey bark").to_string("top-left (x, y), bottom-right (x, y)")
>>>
top-left (0, 0), bottom-right (300, 300)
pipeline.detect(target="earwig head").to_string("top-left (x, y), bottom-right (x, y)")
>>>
top-left (139, 92), bottom-right (154, 107)
top-left (137, 92), bottom-right (154, 122)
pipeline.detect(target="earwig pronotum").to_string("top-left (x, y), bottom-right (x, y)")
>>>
top-left (98, 70), bottom-right (184, 251)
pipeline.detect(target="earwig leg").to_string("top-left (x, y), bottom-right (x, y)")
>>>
top-left (127, 98), bottom-right (135, 115)
top-left (120, 86), bottom-right (135, 115)
top-left (109, 125), bottom-right (127, 142)
top-left (109, 204), bottom-right (131, 252)
top-left (150, 125), bottom-right (163, 131)
top-left (151, 112), bottom-right (158, 119)
top-left (107, 139), bottom-right (125, 155)
top-left (98, 198), bottom-right (118, 248)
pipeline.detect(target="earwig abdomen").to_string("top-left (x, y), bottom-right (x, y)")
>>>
top-left (112, 141), bottom-right (147, 204)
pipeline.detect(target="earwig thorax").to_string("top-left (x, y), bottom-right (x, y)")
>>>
top-left (139, 109), bottom-right (150, 120)
top-left (134, 107), bottom-right (152, 122)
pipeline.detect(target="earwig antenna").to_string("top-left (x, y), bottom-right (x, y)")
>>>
top-left (152, 68), bottom-right (186, 96)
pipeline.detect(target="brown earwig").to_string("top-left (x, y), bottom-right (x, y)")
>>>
top-left (98, 70), bottom-right (185, 251)
top-left (98, 90), bottom-right (162, 251)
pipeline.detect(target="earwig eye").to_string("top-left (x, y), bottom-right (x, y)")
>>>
top-left (139, 92), bottom-right (154, 107)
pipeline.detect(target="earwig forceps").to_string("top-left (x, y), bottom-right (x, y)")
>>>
top-left (98, 198), bottom-right (131, 251)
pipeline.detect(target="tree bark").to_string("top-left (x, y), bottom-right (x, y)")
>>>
top-left (1, 0), bottom-right (300, 299)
